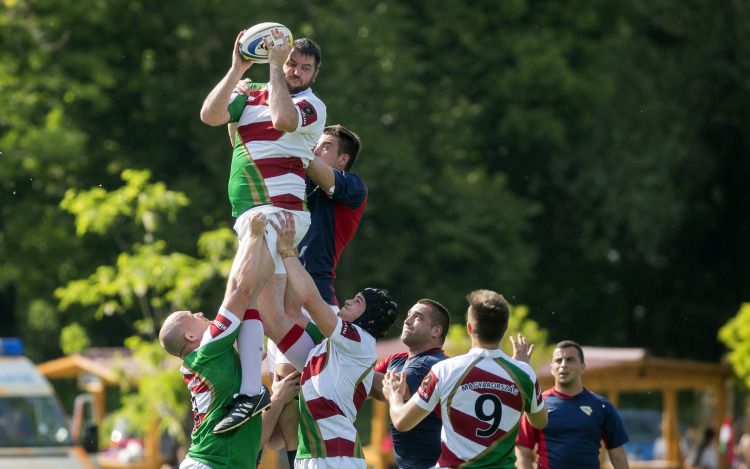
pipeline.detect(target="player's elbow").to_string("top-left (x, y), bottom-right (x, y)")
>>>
top-left (271, 114), bottom-right (298, 132)
top-left (391, 417), bottom-right (417, 432)
top-left (528, 410), bottom-right (548, 429)
top-left (200, 108), bottom-right (225, 127)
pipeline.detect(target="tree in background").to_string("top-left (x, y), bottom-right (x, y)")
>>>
top-left (719, 304), bottom-right (750, 389)
top-left (54, 170), bottom-right (237, 437)
top-left (1, 0), bottom-right (748, 365)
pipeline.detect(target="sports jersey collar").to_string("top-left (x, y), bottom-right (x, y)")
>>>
top-left (409, 347), bottom-right (444, 359)
top-left (291, 87), bottom-right (312, 98)
top-left (469, 347), bottom-right (506, 359)
top-left (549, 387), bottom-right (588, 399)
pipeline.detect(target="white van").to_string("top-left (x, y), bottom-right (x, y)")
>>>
top-left (0, 338), bottom-right (96, 469)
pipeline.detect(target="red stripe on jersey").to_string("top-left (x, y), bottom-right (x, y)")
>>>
top-left (270, 193), bottom-right (304, 211)
top-left (277, 324), bottom-right (304, 353)
top-left (255, 156), bottom-right (306, 180)
top-left (209, 314), bottom-right (232, 338)
top-left (301, 352), bottom-right (328, 385)
top-left (305, 395), bottom-right (345, 420)
top-left (246, 90), bottom-right (269, 106)
top-left (353, 382), bottom-right (367, 412)
top-left (185, 376), bottom-right (210, 395)
top-left (462, 365), bottom-right (524, 411)
top-left (450, 406), bottom-right (508, 446)
top-left (437, 442), bottom-right (466, 468)
top-left (323, 437), bottom-right (356, 458)
top-left (238, 121), bottom-right (284, 143)
top-left (296, 100), bottom-right (318, 127)
top-left (537, 426), bottom-right (549, 469)
top-left (182, 373), bottom-right (194, 386)
top-left (374, 352), bottom-right (408, 374)
top-left (339, 321), bottom-right (361, 342)
top-left (243, 309), bottom-right (261, 321)
top-left (330, 191), bottom-right (367, 305)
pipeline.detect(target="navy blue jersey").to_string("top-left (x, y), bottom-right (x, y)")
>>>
top-left (375, 349), bottom-right (447, 469)
top-left (298, 171), bottom-right (367, 305)
top-left (516, 388), bottom-right (629, 469)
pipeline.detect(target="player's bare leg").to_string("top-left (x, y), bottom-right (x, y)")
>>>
top-left (212, 237), bottom-right (275, 434)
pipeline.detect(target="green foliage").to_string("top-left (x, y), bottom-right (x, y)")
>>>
top-left (59, 322), bottom-right (90, 356)
top-left (54, 170), bottom-right (236, 335)
top-left (719, 304), bottom-right (750, 388)
top-left (110, 336), bottom-right (189, 440)
top-left (444, 304), bottom-right (552, 370)
top-left (1, 0), bottom-right (748, 366)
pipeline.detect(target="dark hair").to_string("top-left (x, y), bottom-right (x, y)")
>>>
top-left (292, 38), bottom-right (322, 70)
top-left (466, 290), bottom-right (510, 344)
top-left (417, 299), bottom-right (450, 344)
top-left (353, 288), bottom-right (398, 340)
top-left (692, 427), bottom-right (715, 466)
top-left (555, 340), bottom-right (585, 363)
top-left (323, 125), bottom-right (362, 172)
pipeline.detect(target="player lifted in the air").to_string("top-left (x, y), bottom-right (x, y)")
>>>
top-left (199, 27), bottom-right (326, 433)
top-left (384, 290), bottom-right (548, 469)
top-left (159, 213), bottom-right (300, 469)
top-left (262, 211), bottom-right (398, 469)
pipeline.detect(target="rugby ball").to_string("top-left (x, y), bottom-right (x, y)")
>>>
top-left (239, 22), bottom-right (293, 63)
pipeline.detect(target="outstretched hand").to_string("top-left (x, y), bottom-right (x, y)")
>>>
top-left (268, 212), bottom-right (296, 253)
top-left (382, 369), bottom-right (407, 402)
top-left (510, 333), bottom-right (535, 365)
top-left (263, 27), bottom-right (291, 67)
top-left (232, 30), bottom-right (254, 72)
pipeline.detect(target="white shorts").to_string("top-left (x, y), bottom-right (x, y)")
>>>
top-left (267, 305), bottom-right (339, 371)
top-left (234, 206), bottom-right (311, 275)
top-left (295, 456), bottom-right (367, 469)
top-left (180, 456), bottom-right (212, 469)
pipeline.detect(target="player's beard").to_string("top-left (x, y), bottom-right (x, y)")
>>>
top-left (286, 76), bottom-right (312, 95)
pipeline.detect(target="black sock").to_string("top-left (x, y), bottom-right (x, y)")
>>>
top-left (287, 449), bottom-right (297, 468)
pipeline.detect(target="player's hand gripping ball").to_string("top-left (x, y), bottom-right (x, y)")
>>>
top-left (239, 22), bottom-right (293, 63)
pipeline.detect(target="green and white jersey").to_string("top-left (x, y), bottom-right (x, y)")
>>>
top-left (227, 84), bottom-right (326, 216)
top-left (180, 307), bottom-right (261, 469)
top-left (414, 348), bottom-right (545, 469)
top-left (294, 319), bottom-right (376, 468)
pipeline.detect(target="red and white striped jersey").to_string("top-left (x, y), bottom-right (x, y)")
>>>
top-left (414, 348), bottom-right (545, 469)
top-left (296, 318), bottom-right (376, 467)
top-left (227, 84), bottom-right (326, 217)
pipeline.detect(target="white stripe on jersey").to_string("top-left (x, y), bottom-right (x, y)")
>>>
top-left (263, 173), bottom-right (307, 198)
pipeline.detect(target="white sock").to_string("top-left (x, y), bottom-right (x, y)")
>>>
top-left (238, 309), bottom-right (264, 396)
top-left (276, 324), bottom-right (315, 373)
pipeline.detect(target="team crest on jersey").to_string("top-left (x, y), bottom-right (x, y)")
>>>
top-left (580, 406), bottom-right (593, 416)
top-left (418, 370), bottom-right (438, 402)
top-left (296, 100), bottom-right (318, 127)
top-left (340, 321), bottom-right (361, 342)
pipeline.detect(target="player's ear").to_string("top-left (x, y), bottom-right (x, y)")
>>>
top-left (580, 362), bottom-right (586, 374)
top-left (339, 153), bottom-right (350, 169)
top-left (466, 322), bottom-right (473, 336)
top-left (432, 325), bottom-right (442, 340)
top-left (312, 69), bottom-right (319, 82)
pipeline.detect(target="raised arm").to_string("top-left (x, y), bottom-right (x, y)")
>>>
top-left (265, 29), bottom-right (298, 132)
top-left (220, 212), bottom-right (268, 314)
top-left (259, 372), bottom-right (301, 449)
top-left (305, 157), bottom-right (336, 194)
top-left (270, 213), bottom-right (338, 337)
top-left (200, 31), bottom-right (252, 126)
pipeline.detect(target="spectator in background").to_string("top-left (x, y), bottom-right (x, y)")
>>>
top-left (736, 419), bottom-right (750, 469)
top-left (686, 427), bottom-right (718, 469)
